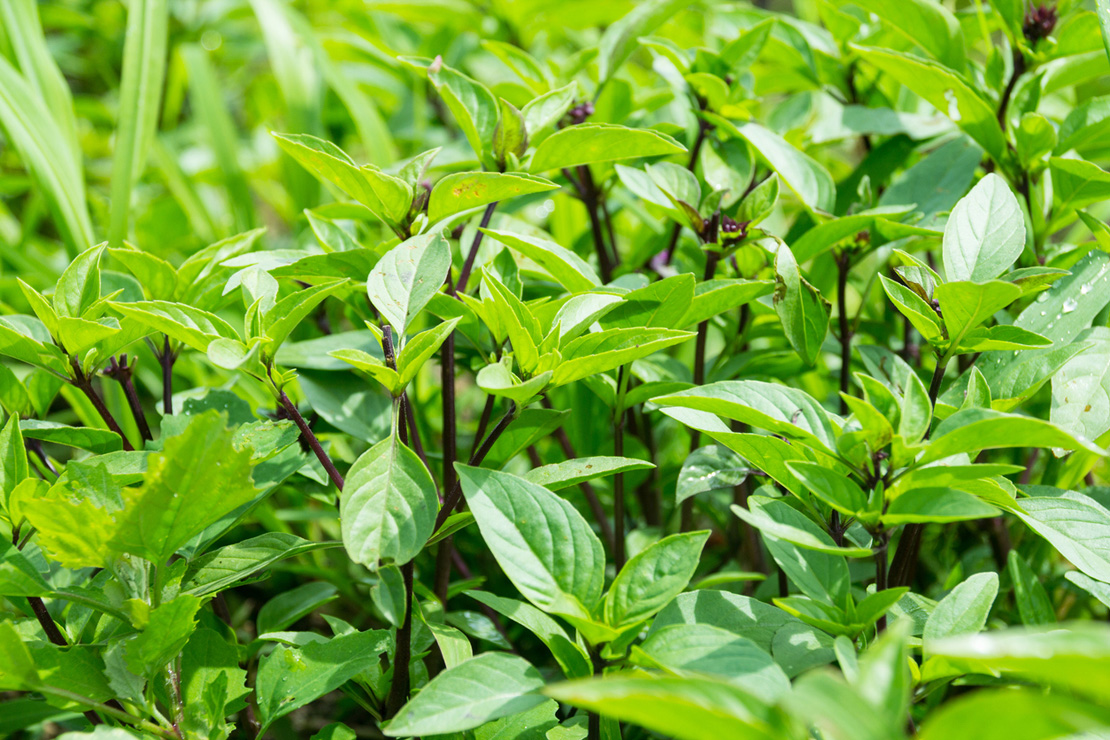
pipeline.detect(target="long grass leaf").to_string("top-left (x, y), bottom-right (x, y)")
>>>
top-left (107, 0), bottom-right (169, 248)
top-left (0, 56), bottom-right (93, 255)
top-left (181, 44), bottom-right (257, 234)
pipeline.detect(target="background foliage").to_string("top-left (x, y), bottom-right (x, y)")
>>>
top-left (3, 0), bottom-right (1110, 738)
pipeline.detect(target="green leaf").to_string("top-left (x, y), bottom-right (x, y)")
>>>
top-left (602, 274), bottom-right (696, 330)
top-left (773, 245), bottom-right (830, 366)
top-left (852, 45), bottom-right (1006, 164)
top-left (367, 230), bottom-right (451, 335)
top-left (637, 625), bottom-right (790, 703)
top-left (543, 675), bottom-right (785, 740)
top-left (1051, 327), bottom-right (1110, 444)
top-left (923, 572), bottom-right (999, 650)
top-left (180, 628), bottom-right (250, 729)
top-left (1007, 551), bottom-right (1055, 626)
top-left (0, 539), bottom-right (49, 596)
top-left (0, 414), bottom-right (28, 513)
top-left (257, 582), bottom-right (338, 635)
top-left (328, 349), bottom-right (401, 395)
top-left (941, 174), bottom-right (1025, 283)
top-left (466, 590), bottom-right (592, 679)
top-left (1049, 157), bottom-right (1110, 225)
top-left (929, 623), bottom-right (1110, 703)
top-left (0, 619), bottom-right (39, 690)
top-left (384, 652), bottom-right (546, 737)
top-left (882, 488), bottom-right (1000, 525)
top-left (397, 317), bottom-right (460, 388)
top-left (679, 279), bottom-right (774, 328)
top-left (0, 54), bottom-right (93, 253)
top-left (428, 172), bottom-right (558, 224)
top-left (1002, 487), bottom-right (1110, 584)
top-left (605, 531), bottom-right (709, 628)
top-left (256, 629), bottom-right (389, 732)
top-left (182, 533), bottom-right (339, 596)
top-left (880, 275), bottom-right (945, 343)
top-left (785, 461), bottom-right (867, 516)
top-left (107, 0), bottom-right (168, 248)
top-left (924, 408), bottom-right (1105, 463)
top-left (597, 0), bottom-right (691, 83)
top-left (530, 124), bottom-right (685, 173)
top-left (733, 497), bottom-right (871, 557)
top-left (108, 248), bottom-right (177, 300)
top-left (476, 363), bottom-right (551, 404)
top-left (552, 328), bottom-right (694, 387)
top-left (341, 434), bottom-right (439, 570)
top-left (654, 380), bottom-right (839, 453)
top-left (523, 456), bottom-right (654, 491)
top-left (54, 245), bottom-right (104, 319)
top-left (429, 63), bottom-right (499, 163)
top-left (844, 0), bottom-right (964, 70)
top-left (110, 301), bottom-right (241, 353)
top-left (109, 411), bottom-right (259, 564)
top-left (712, 119), bottom-right (835, 213)
top-left (482, 228), bottom-right (600, 292)
top-left (917, 688), bottom-right (1110, 740)
top-left (458, 465), bottom-right (605, 622)
top-left (124, 594), bottom-right (202, 677)
top-left (274, 133), bottom-right (412, 229)
top-left (492, 97), bottom-right (528, 164)
top-left (261, 279), bottom-right (349, 356)
top-left (20, 420), bottom-right (123, 455)
top-left (522, 82), bottom-right (578, 135)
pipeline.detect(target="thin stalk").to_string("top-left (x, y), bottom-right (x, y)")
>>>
top-left (24, 587), bottom-right (103, 727)
top-left (104, 355), bottom-right (153, 443)
top-left (836, 252), bottom-right (853, 415)
top-left (575, 166), bottom-right (614, 282)
top-left (71, 360), bottom-right (134, 452)
top-left (682, 250), bottom-right (719, 530)
top-left (402, 393), bottom-right (430, 473)
top-left (436, 271), bottom-right (461, 604)
top-left (888, 356), bottom-right (947, 588)
top-left (26, 439), bottom-right (58, 477)
top-left (434, 404), bottom-right (516, 532)
top-left (471, 394), bottom-right (496, 460)
top-left (542, 398), bottom-right (615, 551)
top-left (38, 687), bottom-right (179, 736)
top-left (161, 335), bottom-right (175, 415)
top-left (387, 565), bottom-right (416, 714)
top-left (278, 390), bottom-right (344, 491)
top-left (613, 366), bottom-right (630, 570)
top-left (997, 48), bottom-right (1026, 129)
top-left (874, 533), bottom-right (890, 633)
top-left (456, 202), bottom-right (499, 294)
top-left (662, 118), bottom-right (710, 266)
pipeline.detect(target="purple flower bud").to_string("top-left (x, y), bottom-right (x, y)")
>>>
top-left (1023, 3), bottom-right (1057, 42)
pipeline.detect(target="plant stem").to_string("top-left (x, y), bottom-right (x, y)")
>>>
top-left (874, 533), bottom-right (890, 632)
top-left (542, 398), bottom-right (615, 551)
top-left (433, 404), bottom-right (516, 532)
top-left (888, 355), bottom-right (947, 588)
top-left (161, 335), bottom-right (175, 415)
top-left (104, 355), bottom-right (153, 443)
top-left (25, 593), bottom-right (104, 727)
top-left (402, 393), bottom-right (430, 473)
top-left (278, 390), bottom-right (344, 491)
top-left (836, 251), bottom-right (853, 415)
top-left (71, 359), bottom-right (134, 452)
top-left (662, 118), bottom-right (710, 266)
top-left (456, 202), bottom-right (499, 294)
top-left (682, 250), bottom-right (719, 530)
top-left (997, 48), bottom-right (1026, 129)
top-left (613, 366), bottom-right (630, 570)
top-left (575, 166), bottom-right (614, 283)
